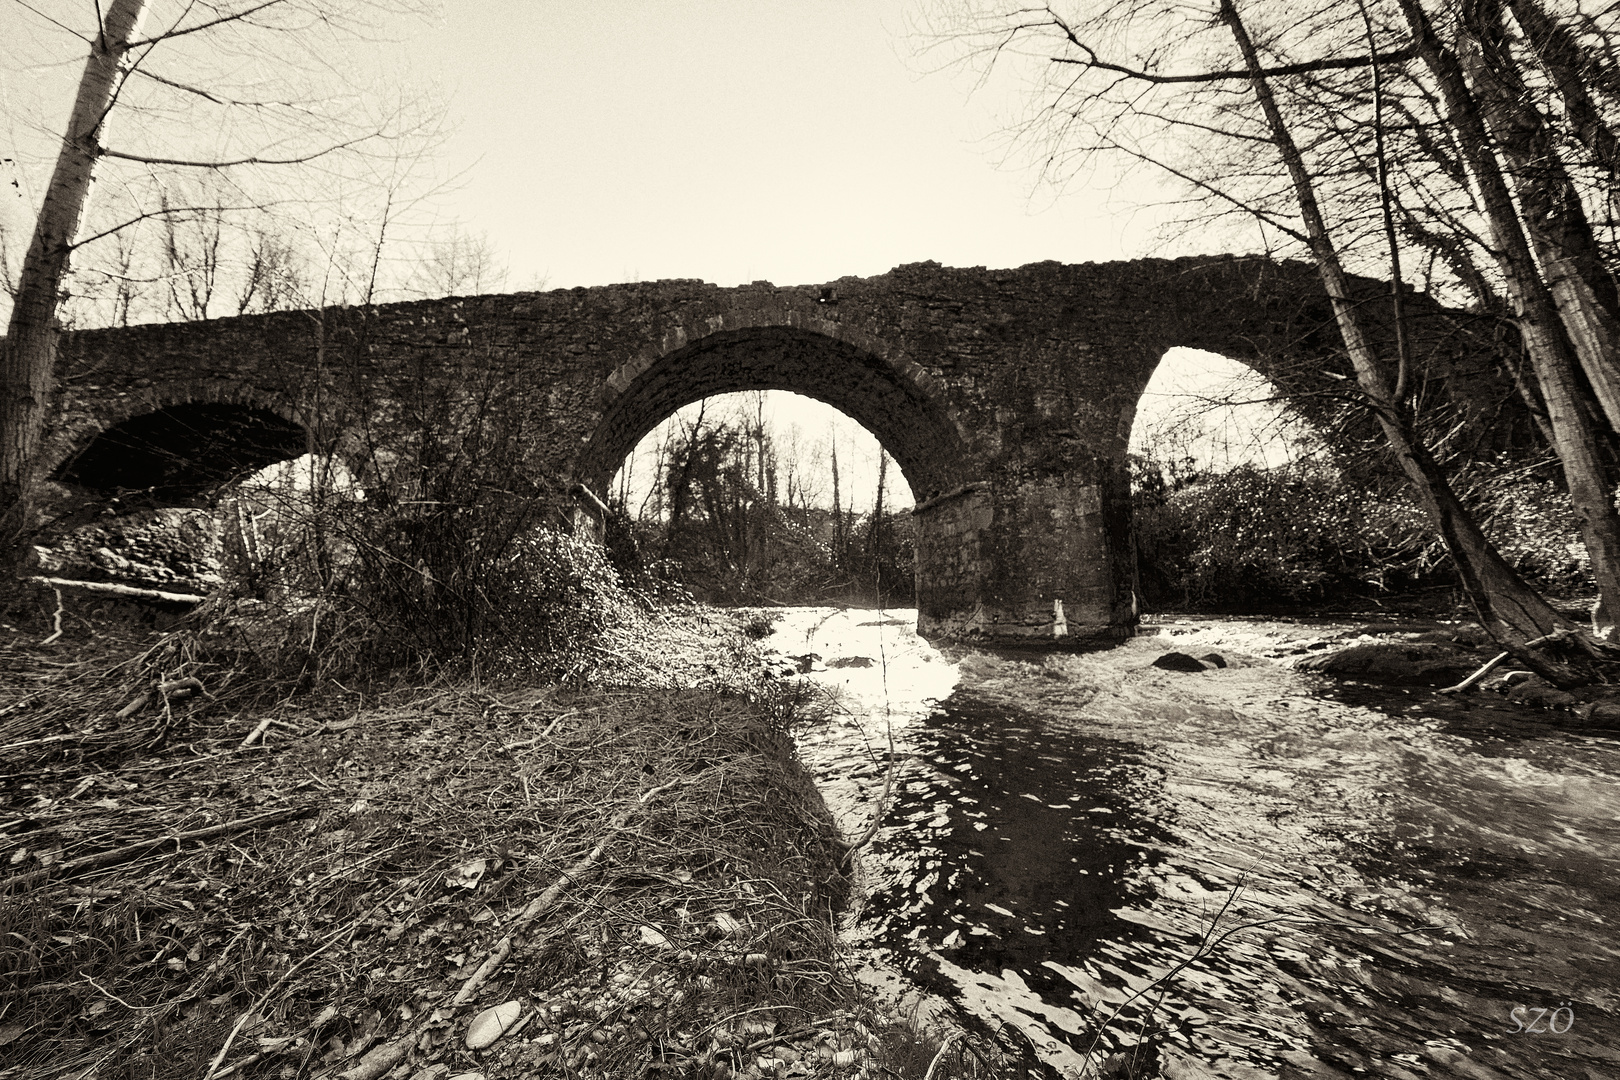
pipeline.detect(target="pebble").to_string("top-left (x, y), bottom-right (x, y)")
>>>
top-left (465, 1000), bottom-right (522, 1050)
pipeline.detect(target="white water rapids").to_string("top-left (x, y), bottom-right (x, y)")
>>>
top-left (768, 607), bottom-right (1620, 1080)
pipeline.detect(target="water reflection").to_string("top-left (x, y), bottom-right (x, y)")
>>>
top-left (783, 610), bottom-right (1620, 1079)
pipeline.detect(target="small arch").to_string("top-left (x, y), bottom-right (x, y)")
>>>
top-left (52, 402), bottom-right (310, 502)
top-left (578, 326), bottom-right (971, 502)
top-left (1127, 348), bottom-right (1325, 473)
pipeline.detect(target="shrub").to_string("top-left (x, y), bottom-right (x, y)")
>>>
top-left (1133, 460), bottom-right (1439, 610)
top-left (1462, 459), bottom-right (1591, 594)
top-left (1133, 452), bottom-right (1597, 612)
top-left (479, 526), bottom-right (638, 675)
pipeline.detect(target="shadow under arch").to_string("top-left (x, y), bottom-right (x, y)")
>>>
top-left (51, 401), bottom-right (311, 505)
top-left (575, 325), bottom-right (974, 502)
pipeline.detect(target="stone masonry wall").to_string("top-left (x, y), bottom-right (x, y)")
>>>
top-left (43, 255), bottom-right (1520, 645)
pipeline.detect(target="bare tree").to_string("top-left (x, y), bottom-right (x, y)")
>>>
top-left (236, 228), bottom-right (307, 315)
top-left (1, 0), bottom-right (438, 573)
top-left (407, 226), bottom-right (509, 298)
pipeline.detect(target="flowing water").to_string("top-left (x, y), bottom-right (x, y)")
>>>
top-left (772, 608), bottom-right (1620, 1080)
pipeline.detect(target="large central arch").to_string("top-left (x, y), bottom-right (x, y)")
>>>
top-left (577, 325), bottom-right (970, 499)
top-left (577, 324), bottom-right (990, 637)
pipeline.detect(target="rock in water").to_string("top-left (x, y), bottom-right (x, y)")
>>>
top-left (1151, 652), bottom-right (1207, 673)
top-left (1199, 652), bottom-right (1228, 668)
top-left (1582, 696), bottom-right (1620, 729)
top-left (1296, 642), bottom-right (1477, 686)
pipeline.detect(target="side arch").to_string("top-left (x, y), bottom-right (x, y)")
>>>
top-left (49, 400), bottom-right (310, 502)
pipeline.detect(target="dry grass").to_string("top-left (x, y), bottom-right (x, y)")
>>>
top-left (0, 593), bottom-right (1012, 1080)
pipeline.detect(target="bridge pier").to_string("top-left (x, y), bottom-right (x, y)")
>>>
top-left (913, 463), bottom-right (1137, 648)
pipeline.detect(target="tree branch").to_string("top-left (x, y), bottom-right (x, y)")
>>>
top-left (125, 0), bottom-right (289, 47)
top-left (99, 135), bottom-right (371, 170)
top-left (1102, 138), bottom-right (1312, 244)
top-left (1043, 7), bottom-right (1416, 84)
top-left (70, 201), bottom-right (270, 250)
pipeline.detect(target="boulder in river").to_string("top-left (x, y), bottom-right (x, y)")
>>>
top-left (1579, 695), bottom-right (1620, 730)
top-left (1296, 642), bottom-right (1480, 686)
top-left (1505, 676), bottom-right (1580, 711)
top-left (1152, 651), bottom-right (1208, 673)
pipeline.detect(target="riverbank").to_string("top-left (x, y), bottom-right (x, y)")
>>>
top-left (0, 600), bottom-right (992, 1080)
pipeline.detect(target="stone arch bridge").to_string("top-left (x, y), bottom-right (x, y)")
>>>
top-left (41, 256), bottom-right (1520, 646)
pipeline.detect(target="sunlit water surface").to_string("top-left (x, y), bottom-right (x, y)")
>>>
top-left (773, 608), bottom-right (1620, 1080)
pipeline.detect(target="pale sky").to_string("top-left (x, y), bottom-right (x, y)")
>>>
top-left (408, 0), bottom-right (1177, 290)
top-left (0, 1), bottom-right (1198, 292)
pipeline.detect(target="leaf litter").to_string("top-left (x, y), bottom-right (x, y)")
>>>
top-left (1, 599), bottom-right (1018, 1079)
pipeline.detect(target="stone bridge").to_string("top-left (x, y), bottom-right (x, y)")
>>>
top-left (40, 256), bottom-right (1522, 646)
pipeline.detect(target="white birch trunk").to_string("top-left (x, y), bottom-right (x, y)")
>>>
top-left (1, 0), bottom-right (149, 565)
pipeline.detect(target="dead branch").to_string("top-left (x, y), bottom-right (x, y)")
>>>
top-left (0, 804), bottom-right (316, 891)
top-left (239, 716), bottom-right (275, 748)
top-left (100, 135), bottom-right (370, 170)
top-left (41, 587), bottom-right (65, 645)
top-left (28, 575), bottom-right (206, 604)
top-left (1437, 650), bottom-right (1511, 693)
top-left (116, 692), bottom-right (152, 719)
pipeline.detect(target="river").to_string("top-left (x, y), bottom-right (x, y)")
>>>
top-left (769, 607), bottom-right (1620, 1080)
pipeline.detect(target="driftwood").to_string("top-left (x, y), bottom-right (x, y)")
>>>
top-left (1437, 651), bottom-right (1511, 695)
top-left (1439, 630), bottom-right (1569, 694)
top-left (0, 804), bottom-right (315, 891)
top-left (28, 575), bottom-right (207, 604)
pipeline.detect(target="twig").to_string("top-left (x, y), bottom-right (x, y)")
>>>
top-left (239, 716), bottom-right (275, 748)
top-left (158, 676), bottom-right (206, 697)
top-left (737, 1012), bottom-right (853, 1053)
top-left (922, 1031), bottom-right (964, 1080)
top-left (116, 693), bottom-right (151, 719)
top-left (0, 731), bottom-right (116, 755)
top-left (1437, 650), bottom-right (1510, 694)
top-left (82, 974), bottom-right (157, 1012)
top-left (0, 804), bottom-right (316, 890)
top-left (501, 708), bottom-right (576, 752)
top-left (27, 575), bottom-right (206, 604)
top-left (41, 588), bottom-right (65, 645)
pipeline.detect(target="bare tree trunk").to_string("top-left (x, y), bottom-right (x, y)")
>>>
top-left (1397, 0), bottom-right (1620, 641)
top-left (663, 403), bottom-right (706, 559)
top-left (1, 0), bottom-right (148, 572)
top-left (1464, 0), bottom-right (1620, 435)
top-left (869, 451), bottom-right (887, 562)
top-left (1506, 0), bottom-right (1620, 187)
top-left (829, 432), bottom-right (844, 566)
top-left (1221, 0), bottom-right (1581, 672)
